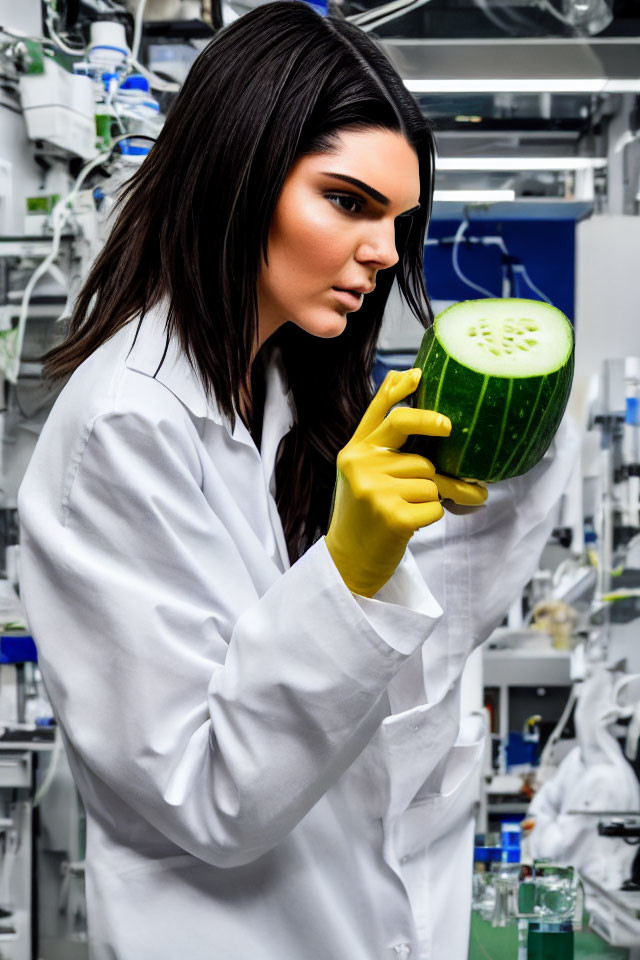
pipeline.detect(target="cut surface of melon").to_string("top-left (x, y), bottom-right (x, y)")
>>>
top-left (436, 298), bottom-right (573, 378)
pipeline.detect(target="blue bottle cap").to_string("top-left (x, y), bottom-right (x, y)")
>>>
top-left (120, 74), bottom-right (150, 92)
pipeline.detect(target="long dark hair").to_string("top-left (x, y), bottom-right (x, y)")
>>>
top-left (42, 1), bottom-right (437, 562)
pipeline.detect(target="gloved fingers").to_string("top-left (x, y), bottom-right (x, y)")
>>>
top-left (394, 478), bottom-right (440, 504)
top-left (384, 452), bottom-right (436, 480)
top-left (351, 368), bottom-right (421, 444)
top-left (399, 499), bottom-right (444, 531)
top-left (369, 406), bottom-right (451, 451)
top-left (434, 473), bottom-right (488, 506)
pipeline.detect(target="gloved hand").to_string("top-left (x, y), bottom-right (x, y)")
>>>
top-left (325, 368), bottom-right (488, 598)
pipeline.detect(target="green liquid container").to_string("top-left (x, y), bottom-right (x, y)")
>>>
top-left (527, 921), bottom-right (574, 960)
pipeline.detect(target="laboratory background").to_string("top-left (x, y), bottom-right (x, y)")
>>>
top-left (0, 0), bottom-right (638, 958)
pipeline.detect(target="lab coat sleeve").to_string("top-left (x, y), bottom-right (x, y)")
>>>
top-left (18, 409), bottom-right (443, 869)
top-left (410, 412), bottom-right (581, 650)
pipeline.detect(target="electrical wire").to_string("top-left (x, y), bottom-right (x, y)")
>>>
top-left (432, 225), bottom-right (553, 303)
top-left (348, 0), bottom-right (433, 27)
top-left (11, 241), bottom-right (66, 383)
top-left (537, 682), bottom-right (579, 772)
top-left (452, 219), bottom-right (498, 298)
top-left (536, 0), bottom-right (579, 26)
top-left (11, 134), bottom-right (155, 383)
top-left (625, 703), bottom-right (640, 762)
top-left (472, 0), bottom-right (522, 36)
top-left (476, 0), bottom-right (548, 37)
top-left (124, 0), bottom-right (180, 94)
top-left (128, 56), bottom-right (180, 93)
top-left (40, 0), bottom-right (178, 93)
top-left (131, 0), bottom-right (148, 65)
top-left (476, 233), bottom-right (552, 303)
top-left (347, 0), bottom-right (418, 25)
top-left (0, 26), bottom-right (52, 43)
top-left (512, 263), bottom-right (553, 304)
top-left (612, 672), bottom-right (640, 762)
top-left (43, 0), bottom-right (86, 56)
top-left (359, 0), bottom-right (435, 33)
top-left (104, 75), bottom-right (127, 134)
top-left (33, 726), bottom-right (63, 807)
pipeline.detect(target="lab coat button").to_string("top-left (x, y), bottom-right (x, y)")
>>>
top-left (392, 943), bottom-right (411, 959)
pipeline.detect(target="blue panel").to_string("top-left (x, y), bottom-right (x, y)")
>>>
top-left (424, 219), bottom-right (576, 324)
top-left (0, 634), bottom-right (38, 663)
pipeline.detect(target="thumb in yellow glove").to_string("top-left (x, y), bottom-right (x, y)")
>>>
top-left (325, 368), bottom-right (487, 598)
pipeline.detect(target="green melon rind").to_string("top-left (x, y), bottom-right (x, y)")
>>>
top-left (413, 314), bottom-right (574, 483)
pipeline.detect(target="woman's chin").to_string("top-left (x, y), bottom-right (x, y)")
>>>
top-left (295, 310), bottom-right (348, 339)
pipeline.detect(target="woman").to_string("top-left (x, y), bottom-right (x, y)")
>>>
top-left (17, 4), bottom-right (577, 959)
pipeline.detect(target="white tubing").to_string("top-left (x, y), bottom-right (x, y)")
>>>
top-left (11, 134), bottom-right (153, 382)
top-left (452, 219), bottom-right (498, 298)
top-left (512, 263), bottom-right (553, 304)
top-left (33, 726), bottom-right (63, 808)
top-left (348, 0), bottom-right (422, 25)
top-left (359, 0), bottom-right (436, 32)
top-left (129, 56), bottom-right (180, 93)
top-left (131, 0), bottom-right (148, 63)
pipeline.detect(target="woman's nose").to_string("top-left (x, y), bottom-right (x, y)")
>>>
top-left (355, 223), bottom-right (399, 270)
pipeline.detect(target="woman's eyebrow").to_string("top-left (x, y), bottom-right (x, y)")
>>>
top-left (320, 172), bottom-right (421, 216)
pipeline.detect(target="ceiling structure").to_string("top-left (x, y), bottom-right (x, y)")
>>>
top-left (333, 0), bottom-right (640, 212)
top-left (109, 0), bottom-right (640, 211)
top-left (344, 0), bottom-right (640, 39)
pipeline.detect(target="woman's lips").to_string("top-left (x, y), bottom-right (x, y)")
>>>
top-left (331, 287), bottom-right (364, 310)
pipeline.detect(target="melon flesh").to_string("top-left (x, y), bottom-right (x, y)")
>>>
top-left (412, 298), bottom-right (574, 483)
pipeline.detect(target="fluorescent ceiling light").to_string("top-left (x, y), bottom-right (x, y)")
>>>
top-left (433, 190), bottom-right (516, 202)
top-left (607, 80), bottom-right (640, 92)
top-left (436, 157), bottom-right (607, 171)
top-left (404, 78), bottom-right (640, 94)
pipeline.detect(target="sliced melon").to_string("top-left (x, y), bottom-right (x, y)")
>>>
top-left (412, 298), bottom-right (574, 483)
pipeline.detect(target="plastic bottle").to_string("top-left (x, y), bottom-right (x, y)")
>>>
top-left (115, 74), bottom-right (162, 140)
top-left (88, 21), bottom-right (129, 74)
top-left (527, 920), bottom-right (574, 959)
top-left (501, 821), bottom-right (522, 863)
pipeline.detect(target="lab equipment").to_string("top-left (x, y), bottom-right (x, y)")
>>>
top-left (472, 859), bottom-right (583, 959)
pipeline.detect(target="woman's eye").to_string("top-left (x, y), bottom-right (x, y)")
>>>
top-left (326, 193), bottom-right (363, 215)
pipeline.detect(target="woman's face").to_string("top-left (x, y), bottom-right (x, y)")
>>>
top-left (256, 127), bottom-right (421, 349)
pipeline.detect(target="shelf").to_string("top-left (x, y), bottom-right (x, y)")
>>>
top-left (431, 199), bottom-right (594, 222)
top-left (0, 236), bottom-right (74, 258)
top-left (484, 648), bottom-right (572, 686)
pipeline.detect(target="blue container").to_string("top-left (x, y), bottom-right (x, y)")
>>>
top-left (0, 634), bottom-right (37, 664)
top-left (506, 731), bottom-right (538, 768)
top-left (501, 822), bottom-right (521, 863)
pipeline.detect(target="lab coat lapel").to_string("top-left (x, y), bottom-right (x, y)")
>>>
top-left (125, 305), bottom-right (228, 427)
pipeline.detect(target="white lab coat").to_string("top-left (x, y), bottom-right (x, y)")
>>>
top-left (17, 303), bottom-right (579, 960)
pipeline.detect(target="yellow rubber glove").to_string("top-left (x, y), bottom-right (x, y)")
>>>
top-left (325, 368), bottom-right (488, 598)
